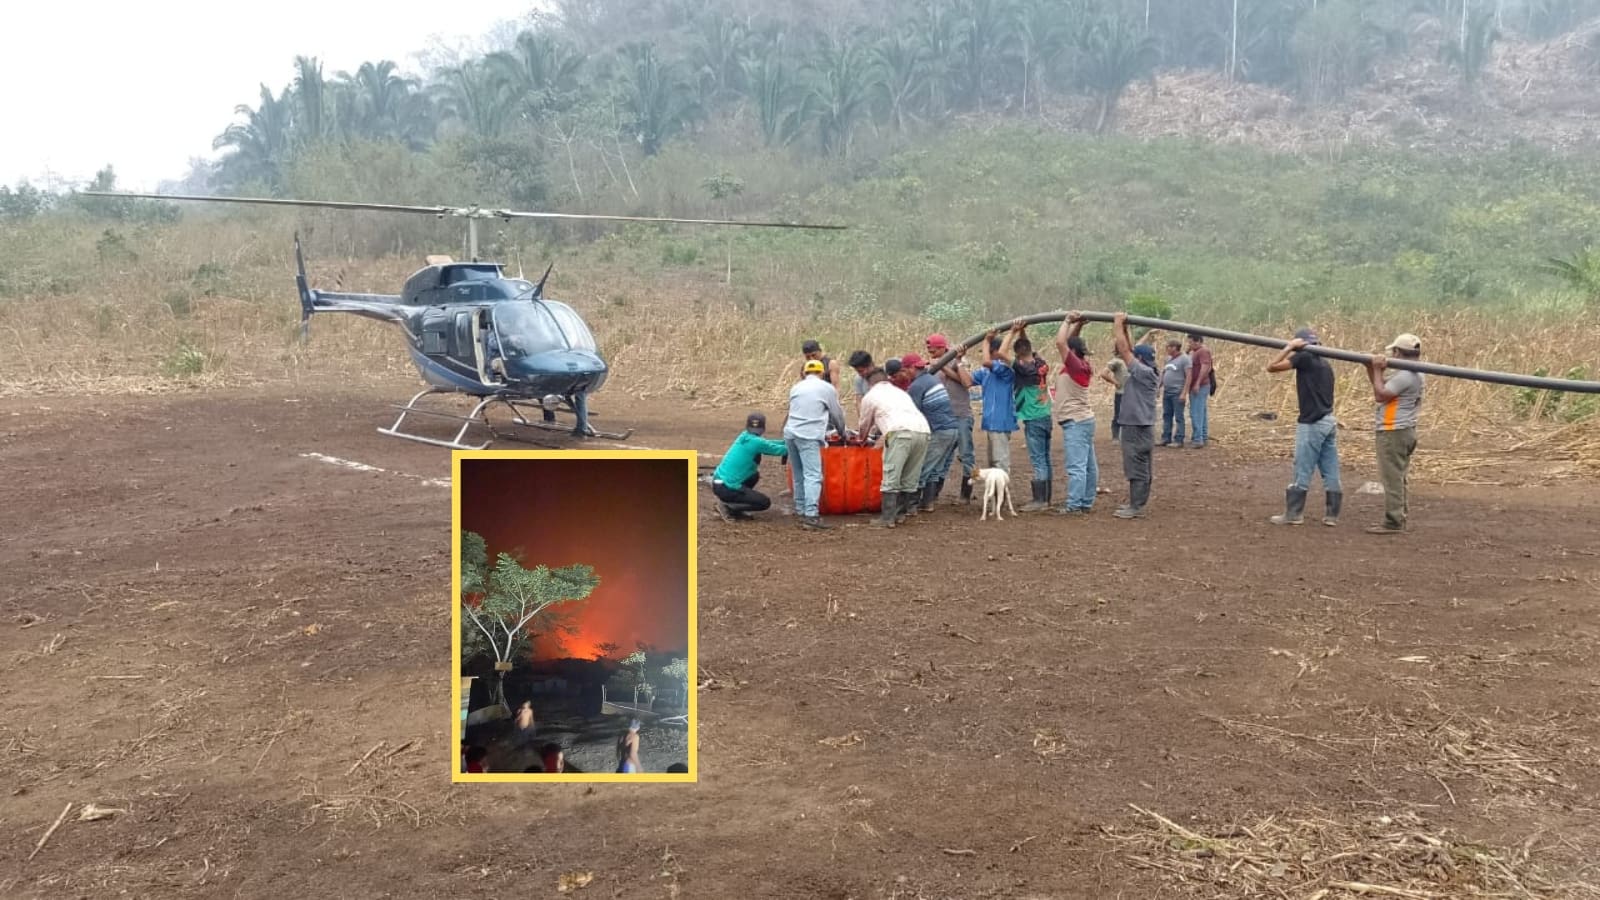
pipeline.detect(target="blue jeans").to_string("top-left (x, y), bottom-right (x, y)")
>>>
top-left (1161, 391), bottom-right (1185, 444)
top-left (1060, 417), bottom-right (1099, 510)
top-left (1190, 387), bottom-right (1210, 445)
top-left (954, 417), bottom-right (976, 476)
top-left (784, 436), bottom-right (824, 517)
top-left (1023, 418), bottom-right (1052, 483)
top-left (920, 429), bottom-right (959, 487)
top-left (1292, 414), bottom-right (1341, 493)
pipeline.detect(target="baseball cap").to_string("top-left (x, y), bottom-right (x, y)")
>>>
top-left (900, 352), bottom-right (928, 369)
top-left (745, 411), bottom-right (767, 432)
top-left (803, 359), bottom-right (825, 375)
top-left (1385, 333), bottom-right (1421, 353)
top-left (1132, 344), bottom-right (1156, 364)
top-left (801, 339), bottom-right (822, 354)
top-left (926, 334), bottom-right (949, 350)
top-left (1294, 327), bottom-right (1320, 345)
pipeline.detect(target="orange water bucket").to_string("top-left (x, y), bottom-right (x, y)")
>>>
top-left (788, 441), bottom-right (883, 515)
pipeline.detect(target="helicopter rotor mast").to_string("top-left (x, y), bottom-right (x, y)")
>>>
top-left (81, 191), bottom-right (846, 262)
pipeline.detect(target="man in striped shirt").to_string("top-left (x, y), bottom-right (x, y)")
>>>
top-left (1366, 333), bottom-right (1425, 535)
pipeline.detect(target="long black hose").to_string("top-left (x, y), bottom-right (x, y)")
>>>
top-left (926, 312), bottom-right (1600, 394)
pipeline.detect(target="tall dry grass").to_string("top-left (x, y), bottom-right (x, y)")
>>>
top-left (1, 219), bottom-right (1595, 482)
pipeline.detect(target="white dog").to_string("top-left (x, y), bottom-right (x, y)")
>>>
top-left (971, 467), bottom-right (1017, 521)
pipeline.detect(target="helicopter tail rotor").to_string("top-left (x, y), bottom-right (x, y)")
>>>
top-left (293, 233), bottom-right (314, 342)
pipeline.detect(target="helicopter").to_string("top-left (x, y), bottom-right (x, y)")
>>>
top-left (83, 191), bottom-right (845, 449)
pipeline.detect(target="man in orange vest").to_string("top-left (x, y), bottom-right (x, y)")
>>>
top-left (1365, 333), bottom-right (1425, 534)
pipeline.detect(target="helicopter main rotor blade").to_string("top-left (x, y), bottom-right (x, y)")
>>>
top-left (80, 191), bottom-right (454, 216)
top-left (79, 191), bottom-right (846, 229)
top-left (489, 210), bottom-right (846, 229)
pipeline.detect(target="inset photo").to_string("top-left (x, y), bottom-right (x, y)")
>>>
top-left (452, 450), bottom-right (696, 782)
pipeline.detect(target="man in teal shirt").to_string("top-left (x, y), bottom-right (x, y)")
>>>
top-left (712, 411), bottom-right (788, 521)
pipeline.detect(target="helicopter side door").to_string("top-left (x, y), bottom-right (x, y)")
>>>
top-left (451, 308), bottom-right (495, 384)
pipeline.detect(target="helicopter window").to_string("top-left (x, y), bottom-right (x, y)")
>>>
top-left (544, 302), bottom-right (598, 352)
top-left (490, 302), bottom-right (566, 357)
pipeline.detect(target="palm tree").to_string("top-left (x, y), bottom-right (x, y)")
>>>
top-left (954, 0), bottom-right (1008, 111)
top-left (292, 55), bottom-right (329, 144)
top-left (335, 61), bottom-right (424, 142)
top-left (1537, 248), bottom-right (1600, 302)
top-left (616, 42), bottom-right (699, 155)
top-left (487, 30), bottom-right (586, 126)
top-left (432, 60), bottom-right (513, 138)
top-left (911, 0), bottom-right (963, 120)
top-left (1004, 0), bottom-right (1074, 118)
top-left (873, 28), bottom-right (931, 131)
top-left (804, 31), bottom-right (885, 156)
top-left (213, 84), bottom-right (296, 189)
top-left (1441, 4), bottom-right (1500, 90)
top-left (692, 14), bottom-right (751, 106)
top-left (1076, 13), bottom-right (1159, 133)
top-left (741, 55), bottom-right (808, 146)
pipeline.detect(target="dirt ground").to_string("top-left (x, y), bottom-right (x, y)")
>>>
top-left (2, 378), bottom-right (1598, 899)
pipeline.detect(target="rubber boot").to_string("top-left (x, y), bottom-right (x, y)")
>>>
top-left (1045, 479), bottom-right (1054, 508)
top-left (1269, 487), bottom-right (1308, 525)
top-left (1323, 491), bottom-right (1342, 527)
top-left (872, 492), bottom-right (898, 528)
top-left (919, 482), bottom-right (939, 512)
top-left (894, 491), bottom-right (911, 524)
top-left (1023, 480), bottom-right (1048, 512)
top-left (959, 473), bottom-right (973, 503)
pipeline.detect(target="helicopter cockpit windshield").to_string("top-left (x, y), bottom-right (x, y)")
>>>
top-left (489, 303), bottom-right (565, 359)
top-left (543, 301), bottom-right (598, 352)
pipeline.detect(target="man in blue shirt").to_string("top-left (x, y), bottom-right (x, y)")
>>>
top-left (784, 359), bottom-right (849, 531)
top-left (899, 352), bottom-right (962, 511)
top-left (970, 324), bottom-right (1019, 477)
top-left (711, 411), bottom-right (789, 521)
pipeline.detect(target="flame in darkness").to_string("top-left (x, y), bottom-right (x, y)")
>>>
top-left (459, 456), bottom-right (690, 660)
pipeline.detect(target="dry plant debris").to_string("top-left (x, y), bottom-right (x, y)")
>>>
top-left (1102, 805), bottom-right (1599, 899)
top-left (557, 870), bottom-right (595, 892)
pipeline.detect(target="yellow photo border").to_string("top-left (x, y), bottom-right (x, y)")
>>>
top-left (450, 449), bottom-right (698, 783)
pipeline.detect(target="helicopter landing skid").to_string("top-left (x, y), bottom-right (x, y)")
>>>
top-left (376, 389), bottom-right (634, 449)
top-left (377, 388), bottom-right (496, 451)
top-left (501, 398), bottom-right (635, 441)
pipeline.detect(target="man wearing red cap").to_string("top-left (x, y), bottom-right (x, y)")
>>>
top-left (927, 333), bottom-right (977, 501)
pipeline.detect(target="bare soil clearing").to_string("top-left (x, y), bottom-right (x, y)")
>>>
top-left (2, 381), bottom-right (1597, 899)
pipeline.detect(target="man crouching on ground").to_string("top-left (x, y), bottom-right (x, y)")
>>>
top-left (712, 411), bottom-right (789, 521)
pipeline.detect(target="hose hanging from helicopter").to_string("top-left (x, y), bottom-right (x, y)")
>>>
top-left (928, 312), bottom-right (1600, 394)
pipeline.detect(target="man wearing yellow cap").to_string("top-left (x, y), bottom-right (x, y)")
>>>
top-left (1365, 333), bottom-right (1425, 534)
top-left (784, 359), bottom-right (848, 530)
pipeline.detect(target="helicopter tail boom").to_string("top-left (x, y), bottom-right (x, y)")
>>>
top-left (292, 233), bottom-right (408, 335)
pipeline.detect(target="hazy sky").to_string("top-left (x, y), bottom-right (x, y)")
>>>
top-left (1, 1), bottom-right (540, 191)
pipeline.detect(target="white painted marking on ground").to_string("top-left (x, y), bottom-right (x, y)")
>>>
top-left (299, 452), bottom-right (450, 488)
